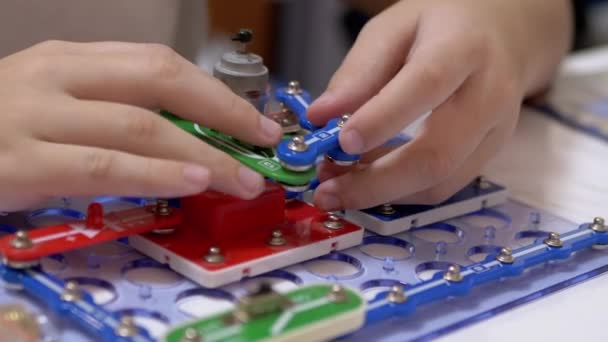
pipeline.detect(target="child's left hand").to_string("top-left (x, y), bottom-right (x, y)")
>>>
top-left (308, 0), bottom-right (572, 210)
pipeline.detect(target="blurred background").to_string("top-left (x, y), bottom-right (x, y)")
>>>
top-left (203, 0), bottom-right (608, 96)
top-left (2, 0), bottom-right (608, 97)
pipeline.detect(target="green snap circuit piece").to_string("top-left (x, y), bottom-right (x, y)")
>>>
top-left (161, 111), bottom-right (315, 188)
top-left (162, 284), bottom-right (365, 342)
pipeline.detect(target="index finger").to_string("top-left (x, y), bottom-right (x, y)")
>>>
top-left (51, 42), bottom-right (282, 146)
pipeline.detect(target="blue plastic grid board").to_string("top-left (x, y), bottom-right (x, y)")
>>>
top-left (533, 70), bottom-right (608, 142)
top-left (1, 196), bottom-right (608, 341)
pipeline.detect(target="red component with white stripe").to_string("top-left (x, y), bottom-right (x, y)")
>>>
top-left (0, 203), bottom-right (182, 263)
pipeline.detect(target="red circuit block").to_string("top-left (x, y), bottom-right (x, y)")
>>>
top-left (0, 204), bottom-right (182, 265)
top-left (130, 199), bottom-right (364, 288)
top-left (181, 181), bottom-right (285, 241)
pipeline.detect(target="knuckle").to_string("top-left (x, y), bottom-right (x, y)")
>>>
top-left (495, 78), bottom-right (520, 103)
top-left (143, 44), bottom-right (182, 80)
top-left (226, 95), bottom-right (250, 118)
top-left (419, 186), bottom-right (453, 205)
top-left (84, 151), bottom-right (114, 179)
top-left (140, 158), bottom-right (157, 185)
top-left (417, 148), bottom-right (455, 184)
top-left (125, 112), bottom-right (159, 140)
top-left (467, 32), bottom-right (491, 62)
top-left (23, 57), bottom-right (55, 80)
top-left (33, 40), bottom-right (68, 52)
top-left (417, 63), bottom-right (445, 90)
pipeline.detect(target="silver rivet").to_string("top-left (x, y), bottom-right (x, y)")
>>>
top-left (268, 230), bottom-right (286, 246)
top-left (287, 135), bottom-right (308, 152)
top-left (337, 114), bottom-right (351, 127)
top-left (387, 285), bottom-right (407, 303)
top-left (496, 247), bottom-right (514, 264)
top-left (152, 200), bottom-right (175, 234)
top-left (155, 199), bottom-right (171, 216)
top-left (329, 284), bottom-right (347, 302)
top-left (115, 316), bottom-right (138, 337)
top-left (152, 227), bottom-right (176, 235)
top-left (544, 232), bottom-right (563, 248)
top-left (590, 217), bottom-right (606, 233)
top-left (443, 265), bottom-right (463, 282)
top-left (286, 81), bottom-right (302, 95)
top-left (60, 281), bottom-right (82, 302)
top-left (181, 328), bottom-right (201, 342)
top-left (272, 106), bottom-right (301, 133)
top-left (378, 204), bottom-right (396, 216)
top-left (475, 176), bottom-right (491, 190)
top-left (323, 214), bottom-right (344, 230)
top-left (204, 246), bottom-right (225, 264)
top-left (10, 230), bottom-right (33, 249)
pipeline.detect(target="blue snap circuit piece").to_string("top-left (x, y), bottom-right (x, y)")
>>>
top-left (277, 117), bottom-right (361, 170)
top-left (364, 223), bottom-right (608, 327)
top-left (275, 85), bottom-right (318, 131)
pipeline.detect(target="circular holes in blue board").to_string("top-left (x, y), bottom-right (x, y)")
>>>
top-left (467, 245), bottom-right (502, 263)
top-left (41, 254), bottom-right (67, 274)
top-left (360, 279), bottom-right (408, 301)
top-left (64, 277), bottom-right (118, 305)
top-left (411, 223), bottom-right (464, 244)
top-left (175, 288), bottom-right (236, 318)
top-left (360, 236), bottom-right (414, 260)
top-left (78, 241), bottom-right (134, 260)
top-left (26, 208), bottom-right (85, 227)
top-left (122, 258), bottom-right (182, 289)
top-left (304, 252), bottom-right (364, 280)
top-left (415, 261), bottom-right (459, 281)
top-left (515, 230), bottom-right (550, 246)
top-left (114, 308), bottom-right (169, 339)
top-left (460, 209), bottom-right (511, 230)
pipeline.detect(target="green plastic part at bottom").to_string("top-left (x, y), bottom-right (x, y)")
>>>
top-left (163, 284), bottom-right (365, 342)
top-left (160, 111), bottom-right (315, 187)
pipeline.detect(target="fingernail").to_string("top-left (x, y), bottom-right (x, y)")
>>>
top-left (312, 91), bottom-right (335, 107)
top-left (183, 165), bottom-right (210, 191)
top-left (341, 129), bottom-right (365, 154)
top-left (260, 116), bottom-right (282, 141)
top-left (238, 166), bottom-right (264, 195)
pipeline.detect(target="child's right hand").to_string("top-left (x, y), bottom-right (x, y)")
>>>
top-left (0, 41), bottom-right (282, 212)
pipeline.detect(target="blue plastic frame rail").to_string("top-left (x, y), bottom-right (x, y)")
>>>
top-left (365, 219), bottom-right (608, 325)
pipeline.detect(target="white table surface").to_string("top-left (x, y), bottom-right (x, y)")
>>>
top-left (436, 47), bottom-right (608, 341)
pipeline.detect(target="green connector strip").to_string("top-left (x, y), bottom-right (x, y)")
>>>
top-left (160, 111), bottom-right (315, 187)
top-left (163, 284), bottom-right (365, 342)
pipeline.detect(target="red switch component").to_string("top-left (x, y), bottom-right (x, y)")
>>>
top-left (181, 181), bottom-right (285, 242)
top-left (86, 203), bottom-right (104, 229)
top-left (0, 205), bottom-right (182, 264)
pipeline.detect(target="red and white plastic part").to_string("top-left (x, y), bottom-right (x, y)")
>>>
top-left (129, 182), bottom-right (364, 288)
top-left (0, 203), bottom-right (182, 266)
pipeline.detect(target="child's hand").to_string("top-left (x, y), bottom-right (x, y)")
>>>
top-left (0, 41), bottom-right (282, 211)
top-left (309, 0), bottom-right (572, 211)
